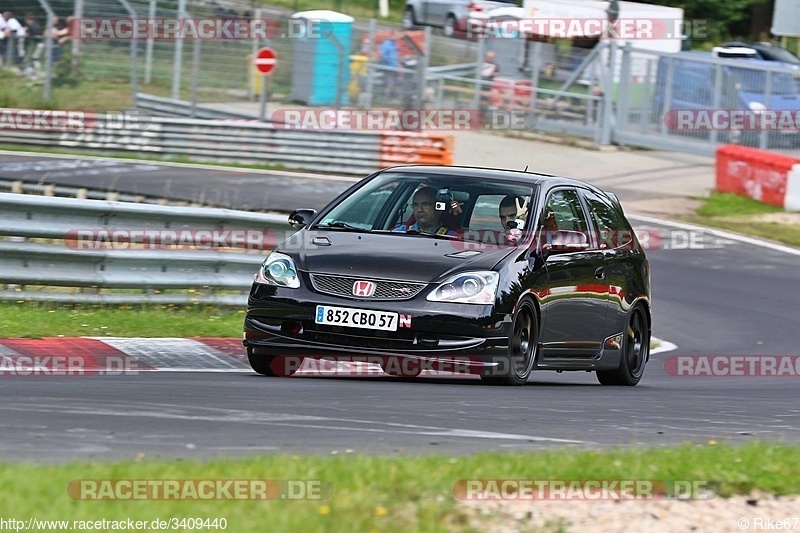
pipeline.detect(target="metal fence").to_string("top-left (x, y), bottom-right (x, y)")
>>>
top-left (4, 0), bottom-right (800, 158)
top-left (0, 191), bottom-right (287, 305)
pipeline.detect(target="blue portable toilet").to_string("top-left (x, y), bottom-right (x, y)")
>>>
top-left (290, 10), bottom-right (353, 106)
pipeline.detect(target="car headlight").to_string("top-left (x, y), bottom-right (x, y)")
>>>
top-left (255, 252), bottom-right (300, 288)
top-left (427, 271), bottom-right (499, 304)
top-left (748, 101), bottom-right (767, 114)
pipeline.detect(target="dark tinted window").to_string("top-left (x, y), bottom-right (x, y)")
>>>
top-left (582, 189), bottom-right (633, 249)
top-left (542, 189), bottom-right (589, 233)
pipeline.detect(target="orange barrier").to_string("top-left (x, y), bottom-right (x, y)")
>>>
top-left (715, 145), bottom-right (799, 209)
top-left (379, 132), bottom-right (454, 167)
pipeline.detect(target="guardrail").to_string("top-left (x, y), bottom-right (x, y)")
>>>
top-left (135, 94), bottom-right (262, 120)
top-left (0, 110), bottom-right (455, 175)
top-left (0, 193), bottom-right (288, 306)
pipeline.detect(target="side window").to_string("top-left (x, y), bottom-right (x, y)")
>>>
top-left (582, 189), bottom-right (633, 249)
top-left (470, 194), bottom-right (507, 231)
top-left (542, 189), bottom-right (589, 233)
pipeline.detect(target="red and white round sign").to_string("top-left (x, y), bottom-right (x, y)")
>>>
top-left (255, 47), bottom-right (277, 75)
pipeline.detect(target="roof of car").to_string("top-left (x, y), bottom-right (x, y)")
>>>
top-left (385, 164), bottom-right (599, 189)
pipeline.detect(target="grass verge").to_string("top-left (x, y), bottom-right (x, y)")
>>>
top-left (685, 192), bottom-right (800, 248)
top-left (0, 302), bottom-right (244, 338)
top-left (0, 443), bottom-right (798, 532)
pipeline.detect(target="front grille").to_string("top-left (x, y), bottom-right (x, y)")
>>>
top-left (310, 274), bottom-right (426, 300)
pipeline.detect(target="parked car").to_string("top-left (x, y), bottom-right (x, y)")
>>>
top-left (654, 52), bottom-right (800, 147)
top-left (403, 0), bottom-right (518, 38)
top-left (721, 42), bottom-right (800, 66)
top-left (243, 166), bottom-right (651, 386)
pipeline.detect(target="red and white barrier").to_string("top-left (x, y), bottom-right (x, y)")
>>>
top-left (715, 145), bottom-right (800, 211)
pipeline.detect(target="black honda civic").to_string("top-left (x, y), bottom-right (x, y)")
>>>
top-left (243, 166), bottom-right (651, 386)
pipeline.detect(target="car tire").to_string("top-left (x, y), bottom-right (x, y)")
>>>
top-left (480, 301), bottom-right (538, 386)
top-left (247, 349), bottom-right (304, 377)
top-left (596, 306), bottom-right (649, 386)
top-left (443, 15), bottom-right (457, 38)
top-left (402, 7), bottom-right (417, 29)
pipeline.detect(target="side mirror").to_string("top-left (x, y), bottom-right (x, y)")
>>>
top-left (288, 209), bottom-right (317, 230)
top-left (539, 230), bottom-right (590, 255)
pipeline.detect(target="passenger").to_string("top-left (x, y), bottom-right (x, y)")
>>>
top-left (499, 194), bottom-right (530, 243)
top-left (393, 187), bottom-right (457, 236)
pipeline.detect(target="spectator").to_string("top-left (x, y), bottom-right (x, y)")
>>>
top-left (3, 11), bottom-right (26, 68)
top-left (24, 13), bottom-right (43, 76)
top-left (50, 15), bottom-right (68, 63)
top-left (0, 12), bottom-right (7, 68)
top-left (378, 32), bottom-right (399, 97)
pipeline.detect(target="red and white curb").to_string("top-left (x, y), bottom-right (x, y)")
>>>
top-left (0, 336), bottom-right (677, 376)
top-left (0, 337), bottom-right (439, 376)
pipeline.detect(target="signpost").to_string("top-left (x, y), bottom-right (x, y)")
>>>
top-left (255, 47), bottom-right (277, 121)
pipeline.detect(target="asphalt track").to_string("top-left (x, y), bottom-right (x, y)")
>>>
top-left (2, 216), bottom-right (799, 461)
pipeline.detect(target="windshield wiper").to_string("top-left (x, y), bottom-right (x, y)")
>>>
top-left (402, 229), bottom-right (457, 240)
top-left (315, 221), bottom-right (364, 231)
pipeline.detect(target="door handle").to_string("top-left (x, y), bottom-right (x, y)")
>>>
top-left (595, 267), bottom-right (605, 280)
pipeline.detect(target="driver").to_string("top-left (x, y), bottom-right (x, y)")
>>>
top-left (393, 187), bottom-right (457, 236)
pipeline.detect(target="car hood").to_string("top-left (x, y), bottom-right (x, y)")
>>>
top-left (284, 230), bottom-right (517, 283)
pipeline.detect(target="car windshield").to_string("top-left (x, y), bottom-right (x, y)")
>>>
top-left (731, 67), bottom-right (799, 95)
top-left (313, 172), bottom-right (538, 246)
top-left (760, 48), bottom-right (800, 64)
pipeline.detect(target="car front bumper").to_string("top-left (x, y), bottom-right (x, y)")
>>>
top-left (243, 283), bottom-right (512, 366)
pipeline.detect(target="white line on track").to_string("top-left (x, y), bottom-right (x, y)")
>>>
top-left (0, 149), bottom-right (360, 182)
top-left (629, 214), bottom-right (800, 257)
top-left (2, 401), bottom-right (586, 444)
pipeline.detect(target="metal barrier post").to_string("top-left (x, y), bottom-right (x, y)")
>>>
top-left (615, 43), bottom-right (632, 131)
top-left (415, 26), bottom-right (431, 111)
top-left (363, 18), bottom-right (376, 108)
top-left (190, 39), bottom-right (200, 118)
top-left (709, 63), bottom-right (723, 146)
top-left (171, 0), bottom-right (186, 99)
top-left (760, 71), bottom-right (772, 150)
top-left (36, 0), bottom-right (55, 104)
top-left (599, 42), bottom-right (616, 145)
top-left (473, 36), bottom-right (485, 110)
top-left (659, 57), bottom-right (674, 137)
top-left (144, 0), bottom-right (156, 85)
top-left (248, 8), bottom-right (262, 101)
top-left (72, 0), bottom-right (83, 68)
top-left (527, 41), bottom-right (542, 128)
top-left (117, 0), bottom-right (139, 105)
top-left (639, 58), bottom-right (653, 134)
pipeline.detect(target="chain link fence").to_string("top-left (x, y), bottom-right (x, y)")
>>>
top-left (3, 0), bottom-right (800, 157)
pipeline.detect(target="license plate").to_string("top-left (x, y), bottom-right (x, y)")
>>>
top-left (315, 305), bottom-right (398, 331)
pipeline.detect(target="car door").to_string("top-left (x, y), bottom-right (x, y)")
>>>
top-left (539, 188), bottom-right (609, 358)
top-left (580, 188), bottom-right (640, 344)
